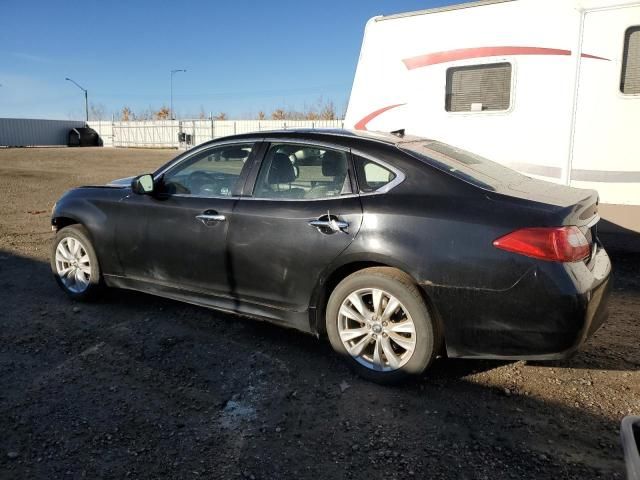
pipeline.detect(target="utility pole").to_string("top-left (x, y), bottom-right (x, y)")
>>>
top-left (170, 69), bottom-right (186, 120)
top-left (65, 77), bottom-right (88, 122)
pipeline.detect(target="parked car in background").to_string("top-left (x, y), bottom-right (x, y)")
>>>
top-left (50, 130), bottom-right (611, 382)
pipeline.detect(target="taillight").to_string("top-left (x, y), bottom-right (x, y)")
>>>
top-left (493, 226), bottom-right (591, 262)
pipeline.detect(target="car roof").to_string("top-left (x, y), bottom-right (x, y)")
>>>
top-left (203, 128), bottom-right (431, 149)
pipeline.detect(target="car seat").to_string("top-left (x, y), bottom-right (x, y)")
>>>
top-left (306, 151), bottom-right (349, 199)
top-left (264, 153), bottom-right (305, 199)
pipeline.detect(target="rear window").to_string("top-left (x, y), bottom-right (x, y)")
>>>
top-left (399, 141), bottom-right (529, 191)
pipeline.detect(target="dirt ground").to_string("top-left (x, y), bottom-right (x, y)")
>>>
top-left (0, 147), bottom-right (638, 480)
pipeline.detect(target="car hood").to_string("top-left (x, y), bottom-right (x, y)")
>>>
top-left (106, 176), bottom-right (134, 187)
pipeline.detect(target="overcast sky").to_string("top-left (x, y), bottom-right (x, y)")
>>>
top-left (0, 0), bottom-right (459, 120)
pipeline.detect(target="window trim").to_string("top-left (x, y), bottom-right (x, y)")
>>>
top-left (245, 140), bottom-right (356, 202)
top-left (238, 137), bottom-right (405, 202)
top-left (444, 61), bottom-right (515, 115)
top-left (152, 139), bottom-right (260, 200)
top-left (352, 152), bottom-right (406, 195)
top-left (620, 25), bottom-right (640, 96)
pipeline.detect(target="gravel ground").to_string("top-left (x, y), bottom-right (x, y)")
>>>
top-left (0, 147), bottom-right (638, 480)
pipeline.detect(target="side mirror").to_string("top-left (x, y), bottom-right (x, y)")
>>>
top-left (131, 174), bottom-right (155, 195)
top-left (622, 416), bottom-right (640, 480)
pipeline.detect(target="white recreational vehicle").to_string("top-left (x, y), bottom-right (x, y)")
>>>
top-left (345, 0), bottom-right (640, 236)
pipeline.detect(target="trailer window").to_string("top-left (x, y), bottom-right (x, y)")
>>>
top-left (621, 27), bottom-right (640, 95)
top-left (445, 63), bottom-right (512, 112)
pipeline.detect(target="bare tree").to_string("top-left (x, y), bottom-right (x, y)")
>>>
top-left (136, 107), bottom-right (155, 120)
top-left (89, 103), bottom-right (107, 121)
top-left (214, 112), bottom-right (228, 120)
top-left (267, 98), bottom-right (338, 121)
top-left (271, 108), bottom-right (286, 120)
top-left (155, 106), bottom-right (170, 120)
top-left (319, 100), bottom-right (336, 120)
top-left (121, 106), bottom-right (134, 121)
top-left (257, 111), bottom-right (266, 120)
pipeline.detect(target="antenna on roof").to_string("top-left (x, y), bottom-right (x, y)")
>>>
top-left (390, 129), bottom-right (405, 138)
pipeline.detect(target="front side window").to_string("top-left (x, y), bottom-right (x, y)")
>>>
top-left (353, 156), bottom-right (397, 193)
top-left (161, 143), bottom-right (253, 197)
top-left (253, 144), bottom-right (351, 200)
top-left (621, 26), bottom-right (640, 95)
top-left (445, 62), bottom-right (512, 112)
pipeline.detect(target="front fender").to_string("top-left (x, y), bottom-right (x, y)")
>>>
top-left (52, 187), bottom-right (128, 275)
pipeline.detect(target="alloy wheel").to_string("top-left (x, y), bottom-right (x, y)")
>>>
top-left (55, 237), bottom-right (91, 293)
top-left (337, 288), bottom-right (417, 372)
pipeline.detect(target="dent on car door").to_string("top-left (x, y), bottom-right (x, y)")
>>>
top-left (114, 142), bottom-right (257, 295)
top-left (227, 142), bottom-right (364, 318)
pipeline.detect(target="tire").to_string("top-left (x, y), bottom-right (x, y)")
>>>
top-left (50, 224), bottom-right (102, 301)
top-left (325, 267), bottom-right (440, 384)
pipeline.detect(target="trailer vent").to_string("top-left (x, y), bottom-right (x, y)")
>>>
top-left (445, 62), bottom-right (512, 112)
top-left (621, 26), bottom-right (640, 95)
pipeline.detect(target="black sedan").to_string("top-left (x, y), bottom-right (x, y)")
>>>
top-left (50, 130), bottom-right (612, 382)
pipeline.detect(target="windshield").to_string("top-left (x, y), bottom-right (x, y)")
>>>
top-left (399, 140), bottom-right (529, 191)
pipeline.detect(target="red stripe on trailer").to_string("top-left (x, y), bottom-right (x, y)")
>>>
top-left (403, 46), bottom-right (609, 69)
top-left (353, 103), bottom-right (406, 131)
top-left (581, 53), bottom-right (610, 61)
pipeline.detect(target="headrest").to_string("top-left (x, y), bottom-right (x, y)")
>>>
top-left (268, 153), bottom-right (296, 184)
top-left (322, 151), bottom-right (347, 177)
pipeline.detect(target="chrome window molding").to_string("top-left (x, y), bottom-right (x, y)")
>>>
top-left (153, 139), bottom-right (262, 181)
top-left (260, 137), bottom-right (351, 152)
top-left (351, 149), bottom-right (406, 196)
top-left (237, 194), bottom-right (362, 203)
top-left (149, 137), bottom-right (406, 202)
top-left (165, 193), bottom-right (242, 200)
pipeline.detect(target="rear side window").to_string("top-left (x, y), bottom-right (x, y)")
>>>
top-left (621, 26), bottom-right (640, 95)
top-left (446, 63), bottom-right (512, 112)
top-left (354, 156), bottom-right (397, 193)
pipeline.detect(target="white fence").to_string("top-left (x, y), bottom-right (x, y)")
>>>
top-left (88, 119), bottom-right (345, 149)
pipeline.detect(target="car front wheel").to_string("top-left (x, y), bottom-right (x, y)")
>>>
top-left (50, 225), bottom-right (102, 300)
top-left (326, 267), bottom-right (439, 383)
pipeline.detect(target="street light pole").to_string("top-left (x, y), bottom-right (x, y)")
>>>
top-left (65, 77), bottom-right (88, 122)
top-left (170, 69), bottom-right (186, 120)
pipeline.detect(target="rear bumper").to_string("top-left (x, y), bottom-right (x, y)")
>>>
top-left (425, 243), bottom-right (612, 360)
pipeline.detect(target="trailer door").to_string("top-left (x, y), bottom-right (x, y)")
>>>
top-left (570, 5), bottom-right (640, 233)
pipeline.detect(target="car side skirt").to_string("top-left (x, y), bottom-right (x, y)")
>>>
top-left (103, 274), bottom-right (313, 334)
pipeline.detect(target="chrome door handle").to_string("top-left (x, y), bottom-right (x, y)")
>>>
top-left (196, 214), bottom-right (226, 226)
top-left (308, 218), bottom-right (349, 234)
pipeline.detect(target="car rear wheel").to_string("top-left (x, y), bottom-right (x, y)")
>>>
top-left (50, 225), bottom-right (101, 301)
top-left (326, 267), bottom-right (439, 383)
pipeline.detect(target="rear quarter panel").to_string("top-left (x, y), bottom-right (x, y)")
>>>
top-left (333, 149), bottom-right (588, 355)
top-left (341, 152), bottom-right (546, 292)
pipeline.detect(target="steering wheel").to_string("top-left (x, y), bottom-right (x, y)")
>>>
top-left (187, 170), bottom-right (216, 195)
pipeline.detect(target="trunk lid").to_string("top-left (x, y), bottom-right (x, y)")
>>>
top-left (505, 176), bottom-right (599, 227)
